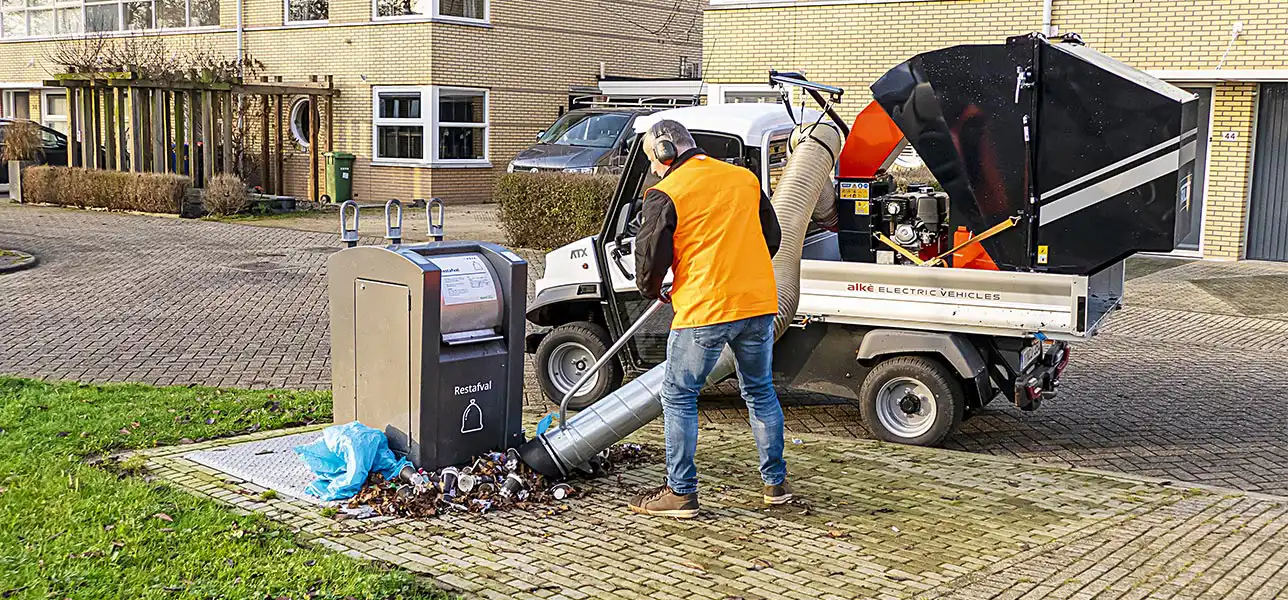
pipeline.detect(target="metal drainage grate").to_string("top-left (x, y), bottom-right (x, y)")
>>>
top-left (184, 432), bottom-right (325, 504)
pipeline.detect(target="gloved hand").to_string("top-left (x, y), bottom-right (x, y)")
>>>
top-left (658, 286), bottom-right (672, 304)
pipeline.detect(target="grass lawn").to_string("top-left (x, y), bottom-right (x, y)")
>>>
top-left (0, 377), bottom-right (444, 599)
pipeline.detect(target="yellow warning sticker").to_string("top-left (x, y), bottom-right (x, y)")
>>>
top-left (855, 201), bottom-right (870, 216)
top-left (840, 182), bottom-right (870, 200)
top-left (1037, 245), bottom-right (1049, 265)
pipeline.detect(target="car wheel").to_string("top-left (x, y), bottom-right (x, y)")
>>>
top-left (535, 321), bottom-right (623, 411)
top-left (858, 356), bottom-right (963, 447)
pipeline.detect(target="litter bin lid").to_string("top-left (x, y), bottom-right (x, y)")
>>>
top-left (324, 152), bottom-right (356, 159)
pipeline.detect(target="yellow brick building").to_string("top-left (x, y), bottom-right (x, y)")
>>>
top-left (703, 0), bottom-right (1288, 261)
top-left (0, 0), bottom-right (704, 203)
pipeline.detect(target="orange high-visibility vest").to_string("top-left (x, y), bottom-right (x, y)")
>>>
top-left (649, 155), bottom-right (778, 329)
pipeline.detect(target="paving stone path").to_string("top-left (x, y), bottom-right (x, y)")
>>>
top-left (141, 415), bottom-right (1288, 600)
top-left (3, 203), bottom-right (1288, 495)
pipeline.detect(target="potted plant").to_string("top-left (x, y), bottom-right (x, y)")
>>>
top-left (2, 120), bottom-right (42, 204)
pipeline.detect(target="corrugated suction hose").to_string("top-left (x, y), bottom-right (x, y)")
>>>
top-left (519, 123), bottom-right (843, 478)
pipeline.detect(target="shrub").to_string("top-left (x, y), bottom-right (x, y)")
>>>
top-left (21, 166), bottom-right (191, 214)
top-left (201, 174), bottom-right (249, 216)
top-left (495, 172), bottom-right (616, 251)
top-left (1, 120), bottom-right (41, 162)
top-left (130, 172), bottom-right (192, 213)
top-left (21, 166), bottom-right (58, 205)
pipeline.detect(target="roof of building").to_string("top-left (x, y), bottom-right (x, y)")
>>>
top-left (633, 103), bottom-right (825, 144)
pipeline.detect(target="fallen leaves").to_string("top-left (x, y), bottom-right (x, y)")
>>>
top-left (679, 560), bottom-right (706, 571)
top-left (152, 512), bottom-right (174, 523)
top-left (826, 529), bottom-right (847, 538)
top-left (749, 558), bottom-right (772, 571)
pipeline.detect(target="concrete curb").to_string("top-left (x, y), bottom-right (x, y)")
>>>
top-left (0, 249), bottom-right (36, 274)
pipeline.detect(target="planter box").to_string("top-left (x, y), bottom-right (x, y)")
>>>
top-left (7, 160), bottom-right (34, 203)
top-left (180, 188), bottom-right (204, 219)
top-left (249, 194), bottom-right (297, 214)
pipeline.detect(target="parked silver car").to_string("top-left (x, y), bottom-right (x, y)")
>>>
top-left (506, 108), bottom-right (658, 176)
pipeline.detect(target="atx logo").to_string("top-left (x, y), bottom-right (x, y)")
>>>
top-left (570, 248), bottom-right (588, 259)
top-left (848, 283), bottom-right (874, 292)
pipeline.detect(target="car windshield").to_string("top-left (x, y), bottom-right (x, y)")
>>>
top-left (539, 112), bottom-right (631, 148)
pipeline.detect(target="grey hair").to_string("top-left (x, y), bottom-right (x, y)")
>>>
top-left (647, 119), bottom-right (697, 151)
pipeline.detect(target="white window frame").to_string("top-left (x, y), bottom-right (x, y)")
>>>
top-left (0, 0), bottom-right (218, 40)
top-left (708, 83), bottom-right (794, 106)
top-left (371, 0), bottom-right (488, 25)
top-left (371, 85), bottom-right (490, 168)
top-left (40, 89), bottom-right (68, 133)
top-left (283, 0), bottom-right (326, 24)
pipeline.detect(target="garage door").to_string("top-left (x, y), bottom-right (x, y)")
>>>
top-left (1247, 84), bottom-right (1288, 261)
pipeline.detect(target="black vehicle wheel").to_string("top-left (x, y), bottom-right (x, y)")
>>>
top-left (858, 356), bottom-right (963, 447)
top-left (535, 321), bottom-right (623, 411)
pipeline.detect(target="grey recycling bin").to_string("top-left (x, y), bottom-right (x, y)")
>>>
top-left (328, 241), bottom-right (527, 471)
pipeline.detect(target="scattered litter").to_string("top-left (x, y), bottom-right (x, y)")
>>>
top-left (749, 558), bottom-right (772, 571)
top-left (152, 513), bottom-right (174, 522)
top-left (345, 442), bottom-right (659, 519)
top-left (294, 422), bottom-right (411, 501)
top-left (791, 439), bottom-right (803, 445)
top-left (891, 526), bottom-right (900, 533)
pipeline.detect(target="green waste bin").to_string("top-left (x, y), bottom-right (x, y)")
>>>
top-left (325, 152), bottom-right (356, 203)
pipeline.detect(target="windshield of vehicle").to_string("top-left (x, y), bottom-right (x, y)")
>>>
top-left (539, 112), bottom-right (631, 148)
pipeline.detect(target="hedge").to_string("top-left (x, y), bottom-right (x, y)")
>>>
top-left (495, 172), bottom-right (616, 251)
top-left (22, 166), bottom-right (192, 214)
top-left (202, 174), bottom-right (250, 216)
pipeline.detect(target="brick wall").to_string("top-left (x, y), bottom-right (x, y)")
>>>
top-left (1204, 84), bottom-right (1257, 259)
top-left (703, 0), bottom-right (1284, 259)
top-left (0, 0), bottom-right (704, 203)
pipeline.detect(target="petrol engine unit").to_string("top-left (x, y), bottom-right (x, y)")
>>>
top-left (869, 186), bottom-right (949, 265)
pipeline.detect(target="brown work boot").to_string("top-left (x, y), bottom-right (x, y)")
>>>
top-left (628, 485), bottom-right (699, 518)
top-left (763, 481), bottom-right (793, 505)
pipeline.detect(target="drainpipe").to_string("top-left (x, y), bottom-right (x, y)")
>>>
top-left (236, 0), bottom-right (245, 75)
top-left (1042, 0), bottom-right (1053, 36)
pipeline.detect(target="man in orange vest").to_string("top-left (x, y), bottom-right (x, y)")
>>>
top-left (628, 119), bottom-right (790, 518)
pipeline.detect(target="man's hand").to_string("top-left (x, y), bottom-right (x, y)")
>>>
top-left (658, 287), bottom-right (672, 304)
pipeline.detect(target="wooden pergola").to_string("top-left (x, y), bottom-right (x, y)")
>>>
top-left (45, 71), bottom-right (339, 200)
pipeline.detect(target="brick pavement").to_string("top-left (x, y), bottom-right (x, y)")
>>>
top-left (3, 203), bottom-right (1288, 495)
top-left (141, 417), bottom-right (1288, 600)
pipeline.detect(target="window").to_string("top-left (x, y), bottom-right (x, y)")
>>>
top-left (437, 88), bottom-right (485, 161)
top-left (708, 83), bottom-right (792, 106)
top-left (372, 86), bottom-right (489, 166)
top-left (41, 90), bottom-right (68, 135)
top-left (289, 98), bottom-right (312, 147)
top-left (0, 0), bottom-right (216, 38)
top-left (374, 0), bottom-right (485, 22)
top-left (286, 0), bottom-right (326, 22)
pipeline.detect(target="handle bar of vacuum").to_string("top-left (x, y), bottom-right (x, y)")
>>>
top-left (558, 289), bottom-right (669, 428)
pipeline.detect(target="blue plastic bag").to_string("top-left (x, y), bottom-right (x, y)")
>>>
top-left (294, 421), bottom-right (411, 501)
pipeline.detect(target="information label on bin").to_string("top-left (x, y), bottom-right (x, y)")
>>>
top-left (429, 254), bottom-right (498, 306)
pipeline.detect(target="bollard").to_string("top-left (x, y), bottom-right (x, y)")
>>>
top-left (339, 200), bottom-right (360, 248)
top-left (427, 197), bottom-right (445, 242)
top-left (384, 199), bottom-right (403, 245)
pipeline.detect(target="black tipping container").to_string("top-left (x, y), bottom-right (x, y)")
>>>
top-left (871, 33), bottom-right (1199, 275)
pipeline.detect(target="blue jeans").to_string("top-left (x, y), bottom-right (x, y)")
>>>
top-left (661, 313), bottom-right (786, 495)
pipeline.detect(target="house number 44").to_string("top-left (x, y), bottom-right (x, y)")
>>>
top-left (1222, 131), bottom-right (1239, 141)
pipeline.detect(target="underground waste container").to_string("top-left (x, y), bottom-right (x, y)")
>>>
top-left (328, 241), bottom-right (527, 471)
top-left (324, 152), bottom-right (356, 203)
